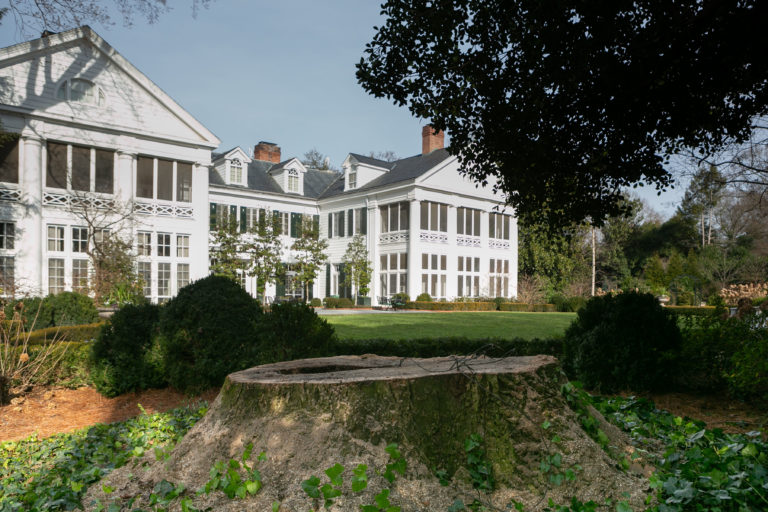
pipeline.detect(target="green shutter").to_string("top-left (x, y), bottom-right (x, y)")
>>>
top-left (290, 212), bottom-right (301, 238)
top-left (328, 213), bottom-right (333, 238)
top-left (273, 210), bottom-right (281, 235)
top-left (325, 263), bottom-right (331, 297)
top-left (339, 212), bottom-right (345, 238)
top-left (258, 208), bottom-right (266, 230)
top-left (361, 208), bottom-right (367, 235)
top-left (338, 263), bottom-right (346, 298)
top-left (347, 209), bottom-right (354, 237)
top-left (229, 205), bottom-right (237, 227)
top-left (240, 206), bottom-right (247, 232)
top-left (209, 203), bottom-right (217, 230)
top-left (275, 277), bottom-right (285, 299)
top-left (313, 214), bottom-right (319, 236)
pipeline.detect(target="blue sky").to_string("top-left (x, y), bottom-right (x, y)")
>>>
top-left (0, 0), bottom-right (684, 217)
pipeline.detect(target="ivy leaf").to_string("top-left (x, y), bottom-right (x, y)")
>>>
top-left (301, 476), bottom-right (321, 499)
top-left (325, 463), bottom-right (344, 487)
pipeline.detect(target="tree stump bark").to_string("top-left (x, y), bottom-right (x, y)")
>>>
top-left (87, 355), bottom-right (650, 510)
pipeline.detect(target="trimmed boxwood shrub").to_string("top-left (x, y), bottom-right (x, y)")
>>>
top-left (158, 275), bottom-right (262, 393)
top-left (89, 303), bottom-right (163, 397)
top-left (404, 301), bottom-right (497, 311)
top-left (6, 292), bottom-right (99, 331)
top-left (310, 297), bottom-right (323, 307)
top-left (257, 302), bottom-right (337, 363)
top-left (562, 292), bottom-right (681, 392)
top-left (337, 297), bottom-right (355, 308)
top-left (498, 303), bottom-right (557, 312)
top-left (27, 322), bottom-right (104, 345)
top-left (416, 293), bottom-right (433, 302)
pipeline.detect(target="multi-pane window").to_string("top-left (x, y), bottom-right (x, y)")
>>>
top-left (46, 142), bottom-right (114, 192)
top-left (420, 201), bottom-right (448, 232)
top-left (287, 169), bottom-right (299, 193)
top-left (177, 263), bottom-right (190, 291)
top-left (137, 232), bottom-right (152, 256)
top-left (348, 169), bottom-right (357, 189)
top-left (56, 79), bottom-right (105, 106)
top-left (157, 233), bottom-right (171, 257)
top-left (215, 204), bottom-right (231, 227)
top-left (457, 208), bottom-right (482, 237)
top-left (47, 225), bottom-right (65, 252)
top-left (379, 202), bottom-right (409, 233)
top-left (230, 159), bottom-right (243, 183)
top-left (72, 227), bottom-right (88, 253)
top-left (176, 235), bottom-right (189, 258)
top-left (157, 262), bottom-right (171, 299)
top-left (245, 208), bottom-right (260, 231)
top-left (94, 229), bottom-right (110, 247)
top-left (0, 137), bottom-right (19, 184)
top-left (457, 256), bottom-right (481, 298)
top-left (489, 258), bottom-right (510, 298)
top-left (281, 212), bottom-right (290, 235)
top-left (0, 222), bottom-right (15, 249)
top-left (0, 256), bottom-right (14, 296)
top-left (136, 156), bottom-right (193, 202)
top-left (48, 258), bottom-right (65, 294)
top-left (489, 213), bottom-right (511, 240)
top-left (138, 261), bottom-right (152, 298)
top-left (334, 211), bottom-right (345, 238)
top-left (421, 253), bottom-right (447, 299)
top-left (72, 259), bottom-right (89, 293)
top-left (379, 252), bottom-right (407, 297)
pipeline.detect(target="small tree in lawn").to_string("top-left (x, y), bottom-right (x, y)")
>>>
top-left (248, 209), bottom-right (283, 304)
top-left (342, 234), bottom-right (372, 298)
top-left (290, 216), bottom-right (328, 301)
top-left (209, 218), bottom-right (251, 284)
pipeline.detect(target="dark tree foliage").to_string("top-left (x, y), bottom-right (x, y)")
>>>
top-left (357, 0), bottom-right (768, 227)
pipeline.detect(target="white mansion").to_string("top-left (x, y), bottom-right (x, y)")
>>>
top-left (0, 27), bottom-right (517, 306)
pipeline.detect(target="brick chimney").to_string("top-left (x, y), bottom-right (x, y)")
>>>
top-left (253, 141), bottom-right (281, 163)
top-left (422, 125), bottom-right (445, 155)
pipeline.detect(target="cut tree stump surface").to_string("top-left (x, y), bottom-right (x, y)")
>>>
top-left (86, 355), bottom-right (652, 511)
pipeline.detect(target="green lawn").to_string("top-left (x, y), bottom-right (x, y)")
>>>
top-left (325, 312), bottom-right (576, 341)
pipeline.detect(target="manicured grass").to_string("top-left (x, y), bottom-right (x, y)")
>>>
top-left (325, 311), bottom-right (576, 341)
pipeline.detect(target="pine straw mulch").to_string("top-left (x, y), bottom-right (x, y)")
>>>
top-left (0, 386), bottom-right (765, 443)
top-left (0, 386), bottom-right (220, 442)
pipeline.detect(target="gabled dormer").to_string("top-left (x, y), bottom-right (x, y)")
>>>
top-left (269, 158), bottom-right (307, 195)
top-left (212, 147), bottom-right (252, 187)
top-left (342, 154), bottom-right (394, 191)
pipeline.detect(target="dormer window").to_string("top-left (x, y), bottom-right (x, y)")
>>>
top-left (56, 78), bottom-right (105, 106)
top-left (287, 169), bottom-right (299, 193)
top-left (230, 159), bottom-right (243, 184)
top-left (348, 168), bottom-right (357, 189)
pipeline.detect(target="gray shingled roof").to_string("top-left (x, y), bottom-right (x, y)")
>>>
top-left (348, 153), bottom-right (397, 170)
top-left (209, 158), bottom-right (339, 199)
top-left (319, 148), bottom-right (452, 199)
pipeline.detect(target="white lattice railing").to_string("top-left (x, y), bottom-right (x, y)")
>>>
top-left (457, 235), bottom-right (481, 247)
top-left (419, 231), bottom-right (448, 244)
top-left (43, 191), bottom-right (116, 210)
top-left (133, 201), bottom-right (193, 218)
top-left (489, 239), bottom-right (510, 250)
top-left (379, 231), bottom-right (409, 244)
top-left (0, 187), bottom-right (20, 202)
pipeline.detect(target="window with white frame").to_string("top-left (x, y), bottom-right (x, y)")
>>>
top-left (0, 137), bottom-right (19, 184)
top-left (56, 78), bottom-right (105, 107)
top-left (72, 259), bottom-right (89, 293)
top-left (354, 208), bottom-right (364, 235)
top-left (177, 263), bottom-right (190, 291)
top-left (157, 233), bottom-right (171, 257)
top-left (348, 168), bottom-right (357, 189)
top-left (379, 252), bottom-right (407, 297)
top-left (281, 212), bottom-right (290, 235)
top-left (489, 213), bottom-right (511, 240)
top-left (379, 202), bottom-right (409, 233)
top-left (94, 229), bottom-right (110, 247)
top-left (420, 201), bottom-right (448, 232)
top-left (46, 142), bottom-right (114, 193)
top-left (176, 234), bottom-right (189, 258)
top-left (47, 225), bottom-right (65, 252)
top-left (48, 258), bottom-right (65, 294)
top-left (138, 261), bottom-right (152, 298)
top-left (0, 222), bottom-right (14, 249)
top-left (457, 256), bottom-right (480, 298)
top-left (334, 211), bottom-right (345, 238)
top-left (421, 253), bottom-right (447, 299)
top-left (137, 232), bottom-right (152, 256)
top-left (136, 156), bottom-right (193, 202)
top-left (215, 204), bottom-right (231, 227)
top-left (0, 256), bottom-right (14, 296)
top-left (72, 227), bottom-right (88, 253)
top-left (230, 159), bottom-right (243, 184)
top-left (244, 208), bottom-right (260, 231)
top-left (457, 208), bottom-right (482, 237)
top-left (157, 262), bottom-right (171, 301)
top-left (287, 169), bottom-right (299, 193)
top-left (489, 258), bottom-right (510, 298)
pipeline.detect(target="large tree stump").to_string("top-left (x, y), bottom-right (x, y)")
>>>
top-left (87, 355), bottom-right (650, 510)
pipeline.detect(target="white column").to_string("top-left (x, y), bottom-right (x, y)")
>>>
top-left (367, 201), bottom-right (379, 305)
top-left (191, 163), bottom-right (211, 281)
top-left (19, 135), bottom-right (44, 295)
top-left (407, 198), bottom-right (420, 300)
top-left (115, 150), bottom-right (135, 205)
top-left (446, 203), bottom-right (457, 299)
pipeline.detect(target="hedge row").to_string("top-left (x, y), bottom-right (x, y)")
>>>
top-left (25, 322), bottom-right (105, 345)
top-left (401, 301), bottom-right (557, 312)
top-left (334, 336), bottom-right (564, 358)
top-left (663, 306), bottom-right (718, 316)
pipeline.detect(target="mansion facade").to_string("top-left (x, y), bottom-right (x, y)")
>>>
top-left (0, 27), bottom-right (517, 306)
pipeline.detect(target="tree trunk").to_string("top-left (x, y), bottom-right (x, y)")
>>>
top-left (87, 355), bottom-right (650, 511)
top-left (591, 226), bottom-right (596, 296)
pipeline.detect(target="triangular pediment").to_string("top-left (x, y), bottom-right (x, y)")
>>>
top-left (417, 156), bottom-right (503, 201)
top-left (0, 26), bottom-right (220, 147)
